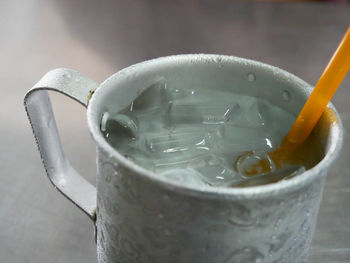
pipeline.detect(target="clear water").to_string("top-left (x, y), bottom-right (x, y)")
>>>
top-left (101, 80), bottom-right (302, 187)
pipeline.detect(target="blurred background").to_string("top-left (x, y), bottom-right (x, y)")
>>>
top-left (0, 0), bottom-right (349, 262)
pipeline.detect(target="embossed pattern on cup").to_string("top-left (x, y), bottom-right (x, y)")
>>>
top-left (96, 147), bottom-right (325, 263)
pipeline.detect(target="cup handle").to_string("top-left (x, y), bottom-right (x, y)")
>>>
top-left (24, 68), bottom-right (98, 221)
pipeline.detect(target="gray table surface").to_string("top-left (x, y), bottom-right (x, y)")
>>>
top-left (1, 0), bottom-right (349, 262)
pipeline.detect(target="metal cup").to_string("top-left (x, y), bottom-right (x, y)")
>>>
top-left (24, 54), bottom-right (343, 263)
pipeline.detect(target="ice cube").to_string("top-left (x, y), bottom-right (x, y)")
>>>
top-left (196, 156), bottom-right (239, 186)
top-left (219, 125), bottom-right (275, 153)
top-left (140, 129), bottom-right (212, 156)
top-left (226, 100), bottom-right (278, 128)
top-left (226, 103), bottom-right (250, 127)
top-left (246, 100), bottom-right (271, 127)
top-left (163, 85), bottom-right (187, 101)
top-left (110, 114), bottom-right (138, 137)
top-left (245, 99), bottom-right (295, 133)
top-left (152, 154), bottom-right (209, 171)
top-left (167, 103), bottom-right (201, 124)
top-left (201, 104), bottom-right (238, 125)
top-left (159, 169), bottom-right (207, 187)
top-left (100, 112), bottom-right (110, 132)
top-left (100, 113), bottom-right (138, 149)
top-left (168, 100), bottom-right (238, 126)
top-left (130, 80), bottom-right (167, 113)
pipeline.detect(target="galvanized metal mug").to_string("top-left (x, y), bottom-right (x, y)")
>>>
top-left (24, 55), bottom-right (343, 263)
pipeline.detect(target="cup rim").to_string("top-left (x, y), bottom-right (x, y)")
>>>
top-left (87, 54), bottom-right (344, 200)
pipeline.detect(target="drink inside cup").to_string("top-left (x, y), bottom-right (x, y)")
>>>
top-left (100, 80), bottom-right (323, 187)
top-left (100, 27), bottom-right (349, 188)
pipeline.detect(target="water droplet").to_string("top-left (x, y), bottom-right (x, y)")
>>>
top-left (282, 90), bottom-right (291, 101)
top-left (247, 72), bottom-right (256, 82)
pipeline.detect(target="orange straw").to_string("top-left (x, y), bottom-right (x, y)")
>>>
top-left (286, 26), bottom-right (350, 145)
top-left (235, 27), bottom-right (350, 177)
